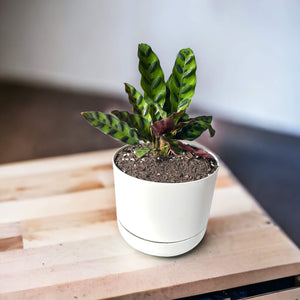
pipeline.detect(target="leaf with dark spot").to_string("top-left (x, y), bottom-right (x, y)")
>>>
top-left (176, 64), bottom-right (183, 74)
top-left (124, 83), bottom-right (153, 122)
top-left (81, 111), bottom-right (139, 145)
top-left (167, 48), bottom-right (196, 113)
top-left (175, 116), bottom-right (215, 141)
top-left (149, 61), bottom-right (158, 73)
top-left (138, 43), bottom-right (166, 108)
top-left (111, 110), bottom-right (152, 141)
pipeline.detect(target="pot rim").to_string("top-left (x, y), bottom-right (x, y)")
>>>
top-left (112, 141), bottom-right (219, 185)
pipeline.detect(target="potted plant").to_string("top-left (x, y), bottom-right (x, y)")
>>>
top-left (82, 43), bottom-right (219, 257)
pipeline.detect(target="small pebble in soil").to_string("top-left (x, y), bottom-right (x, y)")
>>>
top-left (115, 145), bottom-right (218, 183)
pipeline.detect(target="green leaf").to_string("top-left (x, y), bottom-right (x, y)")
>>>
top-left (168, 110), bottom-right (186, 125)
top-left (196, 116), bottom-right (215, 137)
top-left (162, 136), bottom-right (182, 155)
top-left (138, 44), bottom-right (166, 107)
top-left (155, 103), bottom-right (167, 119)
top-left (81, 111), bottom-right (139, 145)
top-left (111, 110), bottom-right (152, 141)
top-left (144, 95), bottom-right (166, 122)
top-left (175, 116), bottom-right (215, 141)
top-left (163, 80), bottom-right (172, 115)
top-left (135, 147), bottom-right (150, 157)
top-left (177, 98), bottom-right (191, 111)
top-left (168, 48), bottom-right (197, 113)
top-left (124, 83), bottom-right (153, 122)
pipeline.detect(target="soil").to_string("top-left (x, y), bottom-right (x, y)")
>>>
top-left (114, 145), bottom-right (218, 183)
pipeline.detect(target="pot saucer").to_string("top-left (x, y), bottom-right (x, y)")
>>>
top-left (118, 220), bottom-right (206, 257)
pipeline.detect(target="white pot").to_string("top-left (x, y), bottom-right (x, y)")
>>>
top-left (112, 143), bottom-right (219, 257)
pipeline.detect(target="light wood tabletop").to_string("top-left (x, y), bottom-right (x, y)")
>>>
top-left (0, 149), bottom-right (299, 299)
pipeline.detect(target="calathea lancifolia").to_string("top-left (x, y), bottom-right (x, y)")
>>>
top-left (81, 43), bottom-right (215, 157)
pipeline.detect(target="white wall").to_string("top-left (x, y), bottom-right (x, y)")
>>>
top-left (0, 0), bottom-right (299, 135)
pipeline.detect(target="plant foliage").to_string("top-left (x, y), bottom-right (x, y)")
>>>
top-left (82, 43), bottom-right (215, 157)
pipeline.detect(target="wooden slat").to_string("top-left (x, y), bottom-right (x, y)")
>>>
top-left (0, 166), bottom-right (113, 202)
top-left (22, 210), bottom-right (117, 248)
top-left (0, 227), bottom-right (299, 298)
top-left (0, 223), bottom-right (21, 239)
top-left (0, 237), bottom-right (23, 252)
top-left (0, 149), bottom-right (116, 179)
top-left (0, 149), bottom-right (299, 300)
top-left (0, 223), bottom-right (23, 252)
top-left (0, 188), bottom-right (115, 223)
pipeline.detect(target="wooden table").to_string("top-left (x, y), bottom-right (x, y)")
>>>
top-left (0, 149), bottom-right (299, 299)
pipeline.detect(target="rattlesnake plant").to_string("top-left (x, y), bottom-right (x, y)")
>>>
top-left (82, 43), bottom-right (215, 157)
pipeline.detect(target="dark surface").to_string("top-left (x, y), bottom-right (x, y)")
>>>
top-left (181, 276), bottom-right (298, 299)
top-left (205, 118), bottom-right (300, 248)
top-left (0, 81), bottom-right (299, 246)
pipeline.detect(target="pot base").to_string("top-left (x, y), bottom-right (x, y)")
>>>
top-left (117, 220), bottom-right (206, 257)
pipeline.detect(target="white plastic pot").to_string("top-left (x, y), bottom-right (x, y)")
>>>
top-left (112, 143), bottom-right (219, 257)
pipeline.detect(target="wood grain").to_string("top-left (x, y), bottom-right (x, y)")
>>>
top-left (0, 149), bottom-right (299, 299)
